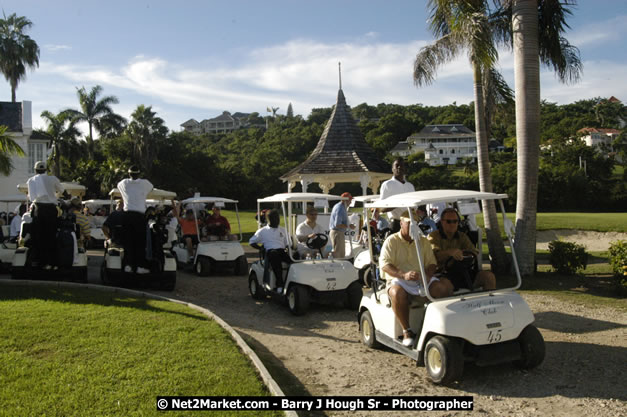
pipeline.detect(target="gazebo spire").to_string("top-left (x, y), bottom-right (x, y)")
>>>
top-left (338, 62), bottom-right (342, 90)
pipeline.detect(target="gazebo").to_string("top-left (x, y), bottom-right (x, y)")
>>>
top-left (280, 87), bottom-right (390, 195)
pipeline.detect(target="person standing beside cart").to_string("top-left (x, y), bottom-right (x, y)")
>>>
top-left (117, 166), bottom-right (153, 274)
top-left (329, 192), bottom-right (355, 258)
top-left (380, 158), bottom-right (415, 233)
top-left (26, 161), bottom-right (64, 269)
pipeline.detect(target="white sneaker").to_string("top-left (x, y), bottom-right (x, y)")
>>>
top-left (136, 267), bottom-right (150, 274)
top-left (402, 330), bottom-right (416, 347)
top-left (123, 265), bottom-right (133, 273)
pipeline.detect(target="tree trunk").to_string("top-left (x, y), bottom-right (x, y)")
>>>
top-left (87, 122), bottom-right (94, 159)
top-left (473, 64), bottom-right (509, 273)
top-left (512, 0), bottom-right (541, 276)
top-left (11, 82), bottom-right (16, 103)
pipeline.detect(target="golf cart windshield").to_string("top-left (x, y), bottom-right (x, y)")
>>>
top-left (256, 192), bottom-right (352, 261)
top-left (179, 196), bottom-right (242, 241)
top-left (366, 189), bottom-right (520, 302)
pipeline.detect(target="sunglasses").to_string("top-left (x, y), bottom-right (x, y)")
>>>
top-left (444, 219), bottom-right (459, 224)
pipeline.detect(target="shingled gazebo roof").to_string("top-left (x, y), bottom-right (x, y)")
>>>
top-left (281, 89), bottom-right (389, 194)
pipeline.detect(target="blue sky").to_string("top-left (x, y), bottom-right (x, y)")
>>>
top-left (1, 0), bottom-right (626, 133)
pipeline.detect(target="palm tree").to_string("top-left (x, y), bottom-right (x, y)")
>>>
top-left (0, 124), bottom-right (25, 175)
top-left (413, 0), bottom-right (510, 272)
top-left (508, 0), bottom-right (582, 275)
top-left (65, 85), bottom-right (125, 159)
top-left (126, 105), bottom-right (168, 175)
top-left (0, 13), bottom-right (39, 102)
top-left (38, 110), bottom-right (81, 178)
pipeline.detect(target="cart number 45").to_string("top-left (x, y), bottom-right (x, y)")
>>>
top-left (487, 330), bottom-right (502, 343)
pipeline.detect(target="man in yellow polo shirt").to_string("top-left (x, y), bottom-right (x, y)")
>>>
top-left (428, 207), bottom-right (496, 291)
top-left (379, 215), bottom-right (453, 347)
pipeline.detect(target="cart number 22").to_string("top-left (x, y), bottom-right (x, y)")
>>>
top-left (487, 330), bottom-right (502, 343)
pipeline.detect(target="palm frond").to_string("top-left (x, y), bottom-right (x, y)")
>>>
top-left (413, 34), bottom-right (462, 86)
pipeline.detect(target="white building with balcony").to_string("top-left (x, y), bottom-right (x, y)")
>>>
top-left (0, 101), bottom-right (50, 197)
top-left (181, 111), bottom-right (251, 135)
top-left (393, 124), bottom-right (477, 166)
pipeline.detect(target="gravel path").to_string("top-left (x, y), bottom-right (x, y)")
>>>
top-left (145, 258), bottom-right (626, 417)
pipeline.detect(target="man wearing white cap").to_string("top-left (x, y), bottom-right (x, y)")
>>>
top-left (117, 165), bottom-right (153, 274)
top-left (26, 161), bottom-right (63, 269)
top-left (379, 214), bottom-right (453, 347)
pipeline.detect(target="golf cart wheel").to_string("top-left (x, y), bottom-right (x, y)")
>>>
top-left (195, 257), bottom-right (211, 277)
top-left (160, 272), bottom-right (176, 291)
top-left (73, 267), bottom-right (88, 283)
top-left (515, 325), bottom-right (545, 369)
top-left (11, 267), bottom-right (25, 280)
top-left (424, 336), bottom-right (464, 385)
top-left (344, 280), bottom-right (363, 310)
top-left (359, 310), bottom-right (380, 348)
top-left (287, 284), bottom-right (309, 316)
top-left (234, 255), bottom-right (249, 276)
top-left (248, 273), bottom-right (265, 300)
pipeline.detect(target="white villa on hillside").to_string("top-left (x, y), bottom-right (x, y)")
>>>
top-left (181, 111), bottom-right (251, 134)
top-left (0, 101), bottom-right (50, 198)
top-left (391, 124), bottom-right (477, 166)
top-left (577, 127), bottom-right (620, 149)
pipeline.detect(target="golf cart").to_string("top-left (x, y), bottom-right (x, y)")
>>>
top-left (171, 196), bottom-right (248, 276)
top-left (357, 190), bottom-right (545, 384)
top-left (100, 188), bottom-right (177, 290)
top-left (11, 182), bottom-right (89, 282)
top-left (82, 199), bottom-right (113, 247)
top-left (248, 192), bottom-right (362, 315)
top-left (0, 194), bottom-right (29, 271)
top-left (349, 195), bottom-right (382, 287)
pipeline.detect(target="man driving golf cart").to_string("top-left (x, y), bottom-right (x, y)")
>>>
top-left (428, 207), bottom-right (496, 292)
top-left (249, 209), bottom-right (291, 293)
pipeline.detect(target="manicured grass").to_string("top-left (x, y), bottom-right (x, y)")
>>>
top-left (0, 286), bottom-right (281, 417)
top-left (477, 212), bottom-right (627, 233)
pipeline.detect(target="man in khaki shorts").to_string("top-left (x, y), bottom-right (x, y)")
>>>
top-left (379, 215), bottom-right (453, 347)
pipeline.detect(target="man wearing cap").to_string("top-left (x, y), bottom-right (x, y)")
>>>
top-left (117, 166), bottom-right (153, 274)
top-left (380, 158), bottom-right (415, 233)
top-left (379, 214), bottom-right (453, 347)
top-left (205, 203), bottom-right (231, 237)
top-left (329, 192), bottom-right (355, 258)
top-left (26, 161), bottom-right (64, 269)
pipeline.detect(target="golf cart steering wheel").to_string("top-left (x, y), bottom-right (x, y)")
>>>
top-left (306, 233), bottom-right (328, 250)
top-left (444, 250), bottom-right (477, 290)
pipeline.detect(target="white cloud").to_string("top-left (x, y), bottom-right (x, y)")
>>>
top-left (18, 34), bottom-right (627, 131)
top-left (568, 15), bottom-right (627, 47)
top-left (43, 44), bottom-right (72, 52)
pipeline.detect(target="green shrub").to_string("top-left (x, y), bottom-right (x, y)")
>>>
top-left (608, 240), bottom-right (627, 295)
top-left (548, 240), bottom-right (588, 275)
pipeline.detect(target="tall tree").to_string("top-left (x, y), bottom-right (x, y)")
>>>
top-left (286, 103), bottom-right (294, 118)
top-left (0, 13), bottom-right (40, 102)
top-left (126, 104), bottom-right (168, 175)
top-left (38, 110), bottom-right (81, 177)
top-left (65, 85), bottom-right (125, 159)
top-left (413, 0), bottom-right (509, 272)
top-left (509, 0), bottom-right (582, 275)
top-left (0, 124), bottom-right (25, 175)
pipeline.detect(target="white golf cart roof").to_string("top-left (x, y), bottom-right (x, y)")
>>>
top-left (17, 182), bottom-right (86, 197)
top-left (352, 194), bottom-right (380, 203)
top-left (181, 196), bottom-right (238, 204)
top-left (367, 190), bottom-right (508, 209)
top-left (257, 192), bottom-right (347, 203)
top-left (109, 188), bottom-right (176, 201)
top-left (83, 199), bottom-right (112, 206)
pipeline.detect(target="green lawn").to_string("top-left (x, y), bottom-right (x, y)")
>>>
top-left (0, 286), bottom-right (281, 417)
top-left (477, 212), bottom-right (627, 233)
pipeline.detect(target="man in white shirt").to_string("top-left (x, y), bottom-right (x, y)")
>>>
top-left (379, 158), bottom-right (415, 233)
top-left (9, 203), bottom-right (26, 242)
top-left (117, 166), bottom-right (153, 274)
top-left (295, 205), bottom-right (326, 258)
top-left (249, 209), bottom-right (291, 292)
top-left (27, 161), bottom-right (64, 269)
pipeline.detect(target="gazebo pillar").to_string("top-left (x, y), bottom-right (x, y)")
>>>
top-left (319, 181), bottom-right (335, 195)
top-left (300, 175), bottom-right (313, 193)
